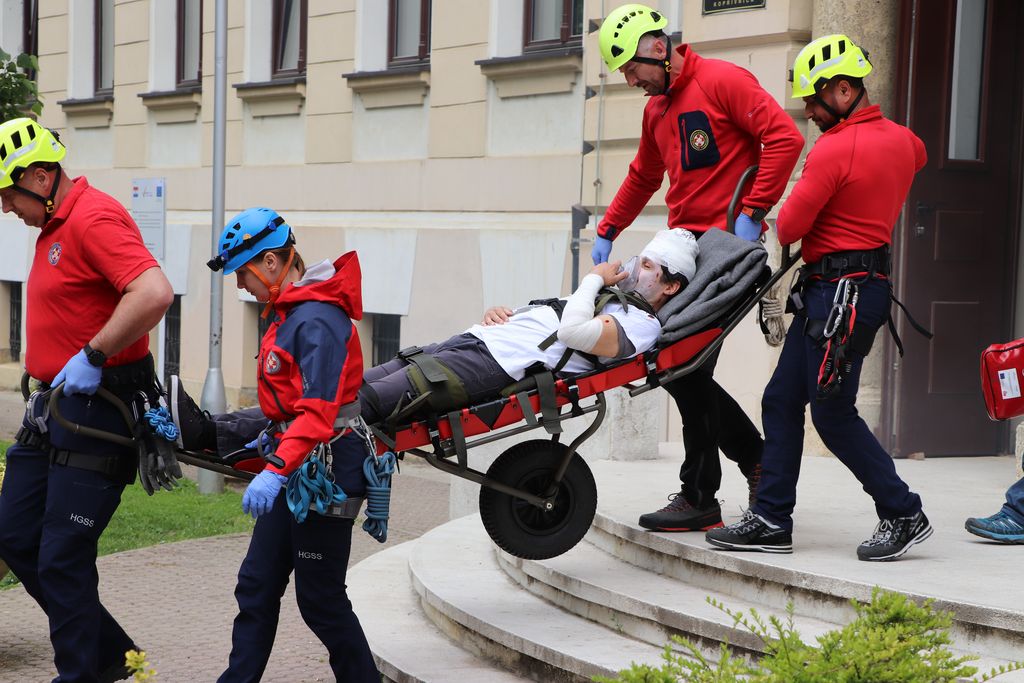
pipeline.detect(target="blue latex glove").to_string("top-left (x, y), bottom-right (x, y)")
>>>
top-left (52, 349), bottom-right (102, 396)
top-left (242, 470), bottom-right (288, 519)
top-left (244, 432), bottom-right (272, 451)
top-left (734, 213), bottom-right (763, 241)
top-left (591, 236), bottom-right (613, 264)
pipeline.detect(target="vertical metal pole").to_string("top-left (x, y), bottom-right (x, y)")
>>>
top-left (199, 0), bottom-right (228, 494)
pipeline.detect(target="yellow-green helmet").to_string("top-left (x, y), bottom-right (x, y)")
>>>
top-left (790, 34), bottom-right (872, 98)
top-left (599, 3), bottom-right (668, 72)
top-left (0, 117), bottom-right (66, 189)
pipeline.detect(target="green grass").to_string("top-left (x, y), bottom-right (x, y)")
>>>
top-left (0, 441), bottom-right (254, 590)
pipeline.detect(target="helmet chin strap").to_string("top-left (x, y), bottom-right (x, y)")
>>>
top-left (629, 33), bottom-right (674, 96)
top-left (813, 85), bottom-right (866, 131)
top-left (245, 246), bottom-right (297, 319)
top-left (12, 165), bottom-right (63, 215)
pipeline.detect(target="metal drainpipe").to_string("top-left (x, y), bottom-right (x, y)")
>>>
top-left (199, 0), bottom-right (228, 494)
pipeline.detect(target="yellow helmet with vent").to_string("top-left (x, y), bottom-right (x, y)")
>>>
top-left (599, 4), bottom-right (668, 72)
top-left (0, 117), bottom-right (66, 189)
top-left (791, 34), bottom-right (872, 98)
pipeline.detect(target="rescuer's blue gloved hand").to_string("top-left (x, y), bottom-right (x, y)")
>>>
top-left (244, 432), bottom-right (272, 451)
top-left (242, 470), bottom-right (288, 519)
top-left (591, 236), bottom-right (613, 264)
top-left (52, 349), bottom-right (103, 396)
top-left (734, 213), bottom-right (763, 241)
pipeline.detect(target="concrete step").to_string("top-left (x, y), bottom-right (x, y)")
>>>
top-left (498, 537), bottom-right (1024, 681)
top-left (588, 456), bottom-right (1024, 665)
top-left (349, 540), bottom-right (525, 683)
top-left (408, 516), bottom-right (665, 682)
top-left (496, 537), bottom-right (837, 657)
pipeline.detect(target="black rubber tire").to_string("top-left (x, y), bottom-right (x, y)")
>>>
top-left (478, 440), bottom-right (597, 560)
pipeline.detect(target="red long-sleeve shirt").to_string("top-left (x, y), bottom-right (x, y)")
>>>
top-left (776, 105), bottom-right (927, 264)
top-left (598, 45), bottom-right (804, 238)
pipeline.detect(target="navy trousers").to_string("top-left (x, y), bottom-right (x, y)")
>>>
top-left (217, 432), bottom-right (378, 683)
top-left (753, 277), bottom-right (922, 531)
top-left (663, 347), bottom-right (764, 508)
top-left (0, 394), bottom-right (137, 683)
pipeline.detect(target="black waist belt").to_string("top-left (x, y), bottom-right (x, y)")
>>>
top-left (50, 447), bottom-right (131, 480)
top-left (101, 353), bottom-right (156, 394)
top-left (804, 246), bottom-right (891, 280)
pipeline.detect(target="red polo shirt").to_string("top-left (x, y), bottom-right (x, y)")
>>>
top-left (599, 45), bottom-right (804, 238)
top-left (776, 105), bottom-right (927, 263)
top-left (25, 177), bottom-right (158, 381)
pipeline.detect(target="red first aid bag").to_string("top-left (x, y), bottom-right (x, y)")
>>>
top-left (981, 338), bottom-right (1024, 420)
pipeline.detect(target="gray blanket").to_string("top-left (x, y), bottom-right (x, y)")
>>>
top-left (657, 229), bottom-right (768, 343)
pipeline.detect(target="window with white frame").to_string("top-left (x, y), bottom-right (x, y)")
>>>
top-left (272, 0), bottom-right (306, 78)
top-left (94, 0), bottom-right (113, 95)
top-left (524, 0), bottom-right (582, 51)
top-left (177, 0), bottom-right (202, 88)
top-left (389, 0), bottom-right (430, 66)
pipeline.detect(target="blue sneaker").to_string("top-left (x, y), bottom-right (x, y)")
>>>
top-left (965, 511), bottom-right (1024, 544)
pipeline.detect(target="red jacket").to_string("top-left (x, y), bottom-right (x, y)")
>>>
top-left (776, 105), bottom-right (927, 264)
top-left (599, 45), bottom-right (803, 238)
top-left (258, 252), bottom-right (364, 475)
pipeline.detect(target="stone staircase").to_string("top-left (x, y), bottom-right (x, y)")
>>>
top-left (349, 454), bottom-right (1024, 682)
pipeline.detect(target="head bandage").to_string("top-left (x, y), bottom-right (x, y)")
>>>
top-left (640, 228), bottom-right (698, 282)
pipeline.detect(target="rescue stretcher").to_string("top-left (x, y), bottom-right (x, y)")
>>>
top-left (42, 167), bottom-right (801, 561)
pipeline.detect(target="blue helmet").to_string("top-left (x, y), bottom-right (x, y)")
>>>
top-left (207, 207), bottom-right (295, 274)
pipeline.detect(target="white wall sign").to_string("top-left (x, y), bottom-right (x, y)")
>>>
top-left (131, 177), bottom-right (166, 260)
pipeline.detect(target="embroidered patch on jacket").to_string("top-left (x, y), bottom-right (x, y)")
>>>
top-left (48, 242), bottom-right (62, 266)
top-left (689, 129), bottom-right (709, 151)
top-left (264, 351), bottom-right (282, 375)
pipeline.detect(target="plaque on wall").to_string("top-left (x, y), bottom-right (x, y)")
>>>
top-left (702, 0), bottom-right (767, 14)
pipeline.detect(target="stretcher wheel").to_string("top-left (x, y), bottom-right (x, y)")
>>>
top-left (478, 440), bottom-right (597, 560)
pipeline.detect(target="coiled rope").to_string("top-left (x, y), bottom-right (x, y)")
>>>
top-left (759, 281), bottom-right (787, 347)
top-left (285, 445), bottom-right (347, 523)
top-left (144, 406), bottom-right (179, 441)
top-left (362, 451), bottom-right (397, 543)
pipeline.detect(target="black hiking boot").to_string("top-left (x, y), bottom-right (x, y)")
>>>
top-left (856, 510), bottom-right (932, 561)
top-left (169, 375), bottom-right (214, 450)
top-left (705, 509), bottom-right (793, 553)
top-left (638, 492), bottom-right (723, 531)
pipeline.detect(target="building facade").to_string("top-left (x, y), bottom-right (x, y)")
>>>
top-left (0, 0), bottom-right (1020, 458)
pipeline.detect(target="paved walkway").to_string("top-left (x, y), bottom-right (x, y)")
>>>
top-left (0, 390), bottom-right (452, 682)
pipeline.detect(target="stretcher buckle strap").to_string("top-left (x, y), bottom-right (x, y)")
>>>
top-left (533, 372), bottom-right (562, 435)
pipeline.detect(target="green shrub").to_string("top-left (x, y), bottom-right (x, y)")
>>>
top-left (596, 588), bottom-right (1023, 683)
top-left (0, 49), bottom-right (42, 119)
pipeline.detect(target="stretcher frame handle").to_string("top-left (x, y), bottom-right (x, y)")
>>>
top-left (40, 376), bottom-right (256, 481)
top-left (725, 165), bottom-right (760, 234)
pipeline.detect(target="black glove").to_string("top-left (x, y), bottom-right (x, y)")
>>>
top-left (138, 430), bottom-right (183, 495)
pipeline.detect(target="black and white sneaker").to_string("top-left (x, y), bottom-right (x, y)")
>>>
top-left (169, 375), bottom-right (212, 450)
top-left (705, 509), bottom-right (793, 553)
top-left (857, 510), bottom-right (932, 562)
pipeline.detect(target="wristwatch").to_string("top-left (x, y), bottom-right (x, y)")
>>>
top-left (83, 343), bottom-right (107, 367)
top-left (741, 205), bottom-right (769, 222)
